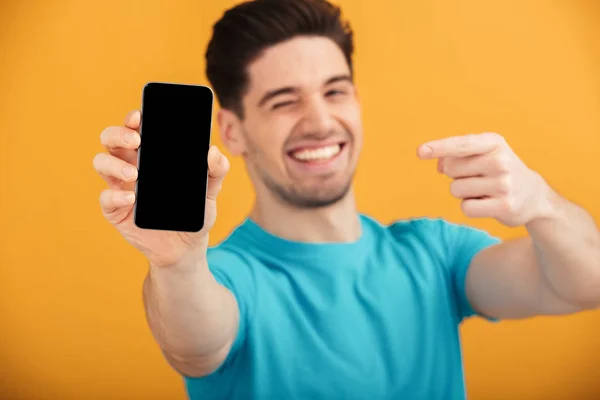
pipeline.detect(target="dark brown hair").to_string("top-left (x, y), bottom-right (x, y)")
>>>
top-left (205, 0), bottom-right (354, 119)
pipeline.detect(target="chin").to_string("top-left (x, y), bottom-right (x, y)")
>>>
top-left (280, 179), bottom-right (353, 209)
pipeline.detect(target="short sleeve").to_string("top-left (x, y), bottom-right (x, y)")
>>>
top-left (207, 246), bottom-right (256, 357)
top-left (183, 245), bottom-right (255, 390)
top-left (437, 219), bottom-right (502, 323)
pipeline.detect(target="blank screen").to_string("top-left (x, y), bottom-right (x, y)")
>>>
top-left (134, 82), bottom-right (213, 232)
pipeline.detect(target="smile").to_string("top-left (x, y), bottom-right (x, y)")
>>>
top-left (289, 143), bottom-right (344, 163)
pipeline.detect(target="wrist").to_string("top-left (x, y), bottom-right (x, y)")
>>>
top-left (525, 174), bottom-right (563, 229)
top-left (149, 250), bottom-right (208, 275)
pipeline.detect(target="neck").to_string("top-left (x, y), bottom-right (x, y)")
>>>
top-left (248, 188), bottom-right (362, 243)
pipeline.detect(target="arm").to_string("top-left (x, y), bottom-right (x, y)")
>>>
top-left (417, 131), bottom-right (600, 320)
top-left (143, 255), bottom-right (239, 378)
top-left (94, 111), bottom-right (240, 378)
top-left (467, 191), bottom-right (600, 319)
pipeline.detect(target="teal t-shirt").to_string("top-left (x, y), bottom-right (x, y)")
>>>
top-left (184, 214), bottom-right (501, 399)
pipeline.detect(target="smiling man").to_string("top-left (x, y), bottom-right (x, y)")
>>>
top-left (93, 0), bottom-right (600, 398)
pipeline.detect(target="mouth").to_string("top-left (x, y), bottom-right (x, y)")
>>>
top-left (287, 142), bottom-right (346, 164)
top-left (284, 141), bottom-right (349, 176)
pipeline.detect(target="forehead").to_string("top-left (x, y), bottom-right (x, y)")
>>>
top-left (245, 36), bottom-right (351, 96)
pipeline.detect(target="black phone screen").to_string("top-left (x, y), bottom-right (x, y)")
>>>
top-left (134, 82), bottom-right (213, 232)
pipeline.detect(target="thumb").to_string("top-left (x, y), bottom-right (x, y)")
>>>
top-left (437, 157), bottom-right (445, 174)
top-left (206, 145), bottom-right (230, 201)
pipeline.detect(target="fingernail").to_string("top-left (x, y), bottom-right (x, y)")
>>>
top-left (420, 145), bottom-right (432, 156)
top-left (124, 132), bottom-right (137, 143)
top-left (124, 193), bottom-right (135, 204)
top-left (123, 166), bottom-right (136, 177)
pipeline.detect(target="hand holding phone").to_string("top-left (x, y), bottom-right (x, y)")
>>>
top-left (135, 82), bottom-right (214, 232)
top-left (93, 82), bottom-right (230, 268)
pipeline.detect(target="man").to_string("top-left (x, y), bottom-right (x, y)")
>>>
top-left (93, 0), bottom-right (600, 398)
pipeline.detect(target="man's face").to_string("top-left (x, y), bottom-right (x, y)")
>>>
top-left (236, 36), bottom-right (363, 208)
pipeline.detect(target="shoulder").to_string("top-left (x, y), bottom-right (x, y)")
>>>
top-left (359, 215), bottom-right (446, 259)
top-left (375, 215), bottom-right (449, 245)
top-left (206, 219), bottom-right (257, 268)
top-left (205, 232), bottom-right (259, 324)
top-left (204, 222), bottom-right (260, 289)
top-left (385, 216), bottom-right (498, 245)
top-left (360, 213), bottom-right (442, 236)
top-left (365, 214), bottom-right (500, 261)
top-left (206, 242), bottom-right (256, 278)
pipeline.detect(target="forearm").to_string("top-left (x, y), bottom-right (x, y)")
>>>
top-left (143, 254), bottom-right (239, 365)
top-left (525, 189), bottom-right (600, 308)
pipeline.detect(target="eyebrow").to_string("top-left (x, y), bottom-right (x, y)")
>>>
top-left (257, 74), bottom-right (353, 107)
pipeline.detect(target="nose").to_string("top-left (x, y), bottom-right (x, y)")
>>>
top-left (299, 96), bottom-right (336, 136)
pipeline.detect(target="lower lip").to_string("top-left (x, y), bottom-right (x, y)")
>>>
top-left (286, 144), bottom-right (347, 174)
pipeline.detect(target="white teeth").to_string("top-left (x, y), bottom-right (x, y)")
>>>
top-left (292, 144), bottom-right (341, 161)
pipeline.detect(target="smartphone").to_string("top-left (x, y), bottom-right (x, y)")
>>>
top-left (133, 82), bottom-right (213, 232)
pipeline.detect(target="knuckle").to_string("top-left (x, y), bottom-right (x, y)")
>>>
top-left (456, 134), bottom-right (477, 155)
top-left (442, 158), bottom-right (452, 175)
top-left (497, 175), bottom-right (512, 194)
top-left (124, 110), bottom-right (138, 125)
top-left (483, 132), bottom-right (505, 144)
top-left (485, 131), bottom-right (501, 140)
top-left (461, 200), bottom-right (474, 216)
top-left (92, 153), bottom-right (105, 171)
top-left (99, 189), bottom-right (111, 205)
top-left (457, 139), bottom-right (471, 155)
top-left (443, 165), bottom-right (452, 176)
top-left (99, 127), bottom-right (114, 146)
top-left (124, 110), bottom-right (134, 122)
top-left (501, 196), bottom-right (518, 214)
top-left (491, 153), bottom-right (510, 173)
top-left (449, 181), bottom-right (461, 197)
top-left (99, 128), bottom-right (108, 145)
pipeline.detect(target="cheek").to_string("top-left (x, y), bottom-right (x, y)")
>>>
top-left (342, 105), bottom-right (363, 146)
top-left (340, 100), bottom-right (362, 129)
top-left (246, 118), bottom-right (293, 163)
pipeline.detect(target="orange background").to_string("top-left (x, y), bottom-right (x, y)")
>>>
top-left (1, 0), bottom-right (599, 399)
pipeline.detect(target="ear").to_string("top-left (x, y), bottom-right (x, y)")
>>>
top-left (217, 108), bottom-right (247, 156)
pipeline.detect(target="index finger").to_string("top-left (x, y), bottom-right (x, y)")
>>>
top-left (124, 110), bottom-right (141, 131)
top-left (100, 126), bottom-right (141, 150)
top-left (417, 132), bottom-right (503, 159)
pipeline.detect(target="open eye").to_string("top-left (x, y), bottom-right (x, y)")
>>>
top-left (326, 89), bottom-right (346, 97)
